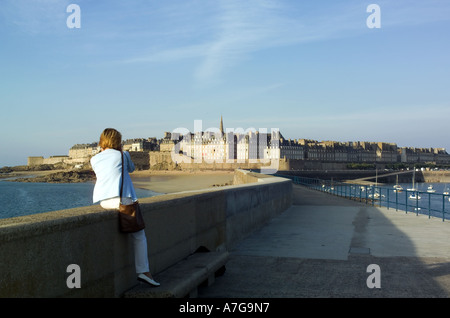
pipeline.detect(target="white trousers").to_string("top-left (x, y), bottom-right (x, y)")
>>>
top-left (100, 197), bottom-right (150, 274)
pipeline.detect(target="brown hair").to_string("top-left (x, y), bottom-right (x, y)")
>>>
top-left (99, 128), bottom-right (122, 150)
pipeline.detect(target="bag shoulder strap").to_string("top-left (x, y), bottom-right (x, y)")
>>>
top-left (120, 151), bottom-right (124, 203)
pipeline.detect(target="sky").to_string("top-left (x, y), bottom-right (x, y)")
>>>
top-left (1, 0), bottom-right (450, 167)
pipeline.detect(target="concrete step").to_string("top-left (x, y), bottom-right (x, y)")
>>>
top-left (123, 251), bottom-right (229, 298)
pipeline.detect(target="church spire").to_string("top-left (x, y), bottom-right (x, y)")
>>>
top-left (220, 115), bottom-right (224, 135)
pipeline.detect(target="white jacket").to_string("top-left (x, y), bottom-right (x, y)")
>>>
top-left (90, 149), bottom-right (137, 203)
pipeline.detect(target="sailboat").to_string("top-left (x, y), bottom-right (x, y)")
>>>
top-left (407, 169), bottom-right (417, 191)
top-left (369, 169), bottom-right (384, 199)
top-left (372, 169), bottom-right (379, 198)
top-left (443, 184), bottom-right (450, 202)
top-left (393, 175), bottom-right (403, 192)
top-left (408, 168), bottom-right (421, 200)
top-left (369, 169), bottom-right (380, 199)
top-left (409, 192), bottom-right (421, 200)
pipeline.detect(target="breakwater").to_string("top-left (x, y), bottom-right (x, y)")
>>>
top-left (277, 170), bottom-right (450, 184)
top-left (0, 169), bottom-right (292, 297)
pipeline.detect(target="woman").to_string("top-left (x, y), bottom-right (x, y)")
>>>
top-left (90, 128), bottom-right (160, 287)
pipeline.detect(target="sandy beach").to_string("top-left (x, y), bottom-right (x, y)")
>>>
top-left (130, 170), bottom-right (235, 194)
top-left (0, 168), bottom-right (235, 194)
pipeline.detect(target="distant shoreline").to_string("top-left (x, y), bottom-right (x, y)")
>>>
top-left (0, 169), bottom-right (95, 183)
top-left (0, 170), bottom-right (66, 180)
top-left (0, 168), bottom-right (235, 194)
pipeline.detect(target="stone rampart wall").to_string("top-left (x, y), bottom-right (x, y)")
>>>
top-left (129, 151), bottom-right (150, 170)
top-left (0, 170), bottom-right (292, 297)
top-left (27, 156), bottom-right (44, 166)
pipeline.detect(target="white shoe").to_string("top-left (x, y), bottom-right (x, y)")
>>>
top-left (138, 273), bottom-right (160, 287)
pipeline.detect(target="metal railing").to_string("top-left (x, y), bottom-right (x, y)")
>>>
top-left (278, 174), bottom-right (450, 221)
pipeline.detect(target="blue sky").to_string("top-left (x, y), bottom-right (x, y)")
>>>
top-left (1, 0), bottom-right (450, 167)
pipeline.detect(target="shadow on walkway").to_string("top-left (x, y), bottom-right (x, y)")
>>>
top-left (198, 184), bottom-right (450, 298)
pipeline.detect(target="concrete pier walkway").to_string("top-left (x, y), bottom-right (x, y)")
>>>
top-left (198, 184), bottom-right (450, 298)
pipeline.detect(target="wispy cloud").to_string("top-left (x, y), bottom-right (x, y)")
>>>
top-left (121, 0), bottom-right (368, 84)
top-left (119, 0), bottom-right (450, 85)
top-left (4, 0), bottom-right (450, 83)
top-left (123, 43), bottom-right (209, 64)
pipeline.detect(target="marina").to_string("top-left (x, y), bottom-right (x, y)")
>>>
top-left (279, 174), bottom-right (450, 221)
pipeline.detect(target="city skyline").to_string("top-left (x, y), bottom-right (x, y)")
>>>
top-left (1, 0), bottom-right (450, 167)
top-left (33, 124), bottom-right (450, 165)
top-left (25, 125), bottom-right (450, 173)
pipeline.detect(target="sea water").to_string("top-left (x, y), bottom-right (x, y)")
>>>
top-left (359, 182), bottom-right (450, 220)
top-left (0, 181), bottom-right (160, 220)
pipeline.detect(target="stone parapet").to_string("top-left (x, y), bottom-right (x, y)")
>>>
top-left (0, 170), bottom-right (292, 297)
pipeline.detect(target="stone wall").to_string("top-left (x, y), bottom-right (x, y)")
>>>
top-left (129, 151), bottom-right (150, 170)
top-left (422, 171), bottom-right (450, 183)
top-left (0, 170), bottom-right (292, 297)
top-left (27, 156), bottom-right (44, 166)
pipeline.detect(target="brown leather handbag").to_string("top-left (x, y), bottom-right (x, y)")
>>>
top-left (118, 152), bottom-right (145, 233)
